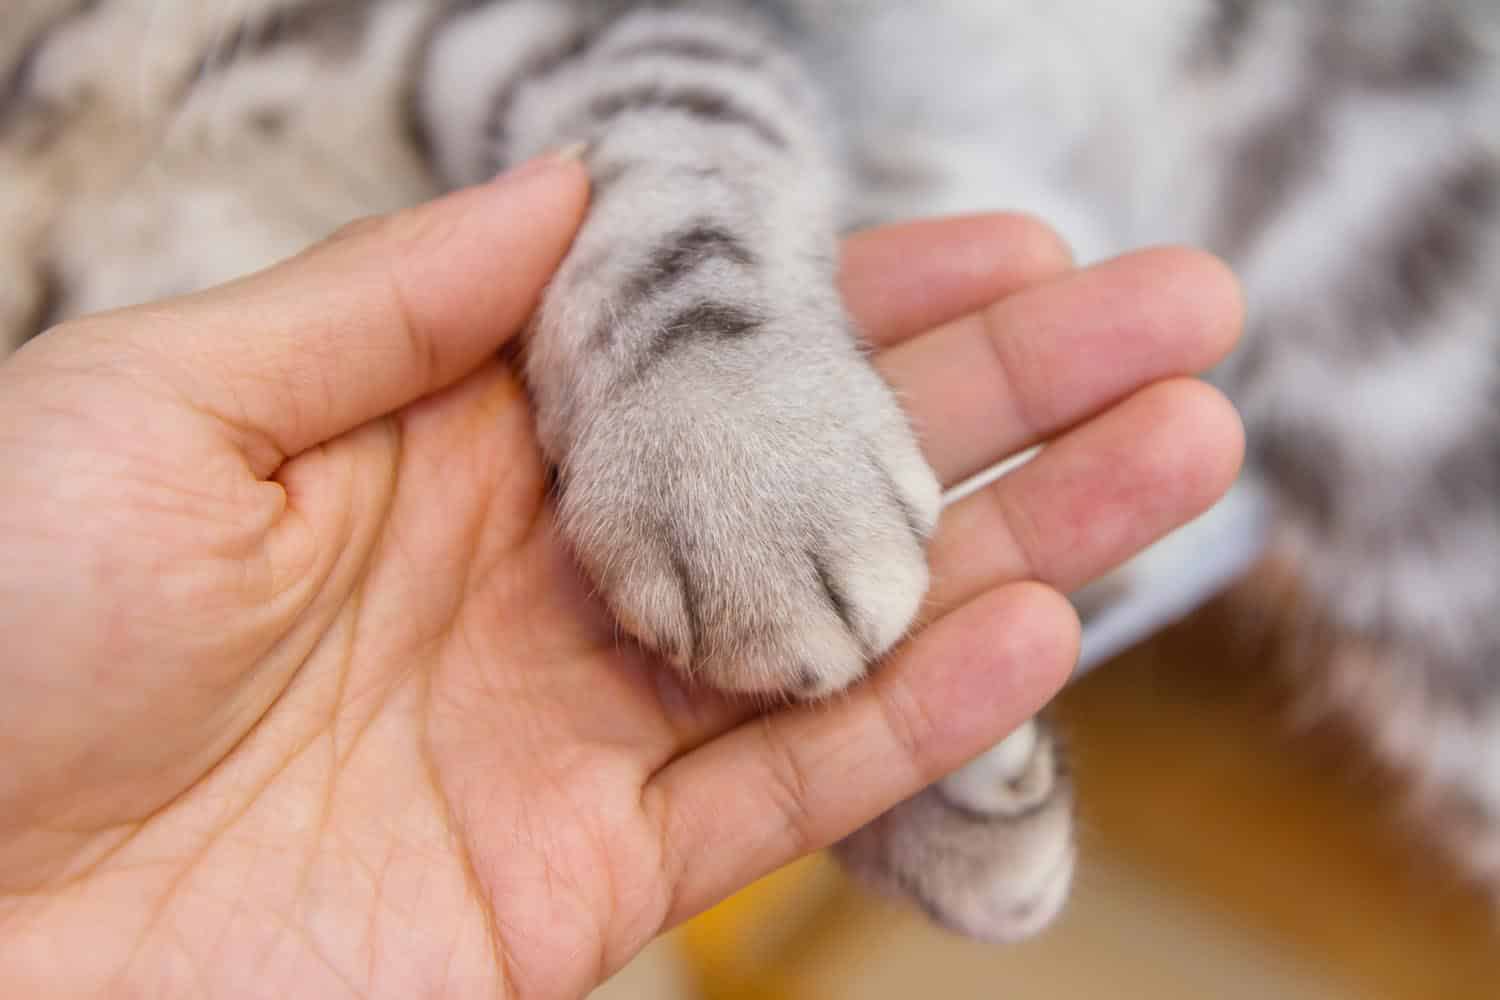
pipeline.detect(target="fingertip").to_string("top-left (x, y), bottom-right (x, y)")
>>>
top-left (1138, 377), bottom-right (1247, 521)
top-left (379, 153), bottom-right (592, 349)
top-left (908, 582), bottom-right (1080, 748)
top-left (473, 152), bottom-right (592, 250)
top-left (1128, 246), bottom-right (1246, 370)
top-left (1176, 247), bottom-right (1246, 366)
top-left (1184, 377), bottom-right (1248, 501)
top-left (991, 581), bottom-right (1082, 708)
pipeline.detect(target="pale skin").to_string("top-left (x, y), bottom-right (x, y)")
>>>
top-left (0, 156), bottom-right (1244, 999)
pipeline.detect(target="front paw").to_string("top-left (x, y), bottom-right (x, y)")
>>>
top-left (553, 305), bottom-right (940, 698)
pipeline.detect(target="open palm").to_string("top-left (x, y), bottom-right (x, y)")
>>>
top-left (0, 160), bottom-right (1243, 999)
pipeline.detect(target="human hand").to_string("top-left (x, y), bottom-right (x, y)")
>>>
top-left (0, 156), bottom-right (1243, 999)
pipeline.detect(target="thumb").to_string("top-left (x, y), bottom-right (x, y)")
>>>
top-left (70, 154), bottom-right (589, 473)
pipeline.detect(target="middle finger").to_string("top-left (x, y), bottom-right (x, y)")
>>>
top-left (878, 246), bottom-right (1242, 488)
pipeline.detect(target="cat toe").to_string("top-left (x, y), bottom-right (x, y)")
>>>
top-left (553, 332), bottom-right (941, 700)
top-left (937, 720), bottom-right (1059, 818)
top-left (837, 718), bottom-right (1075, 943)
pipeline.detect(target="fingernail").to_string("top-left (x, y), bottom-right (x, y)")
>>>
top-left (490, 142), bottom-right (590, 187)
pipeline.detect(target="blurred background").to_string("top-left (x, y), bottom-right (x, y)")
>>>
top-left (593, 583), bottom-right (1500, 999)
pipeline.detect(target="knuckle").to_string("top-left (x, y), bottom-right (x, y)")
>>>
top-left (755, 721), bottom-right (821, 855)
top-left (875, 673), bottom-right (938, 781)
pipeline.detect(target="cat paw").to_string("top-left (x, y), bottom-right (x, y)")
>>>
top-left (836, 719), bottom-right (1076, 943)
top-left (549, 300), bottom-right (941, 698)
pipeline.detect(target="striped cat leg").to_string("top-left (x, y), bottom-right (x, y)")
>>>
top-left (418, 1), bottom-right (941, 696)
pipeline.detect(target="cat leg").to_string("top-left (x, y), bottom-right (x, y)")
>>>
top-left (418, 0), bottom-right (939, 697)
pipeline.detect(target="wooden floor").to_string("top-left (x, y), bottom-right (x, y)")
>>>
top-left (1049, 612), bottom-right (1499, 1000)
top-left (598, 599), bottom-right (1500, 998)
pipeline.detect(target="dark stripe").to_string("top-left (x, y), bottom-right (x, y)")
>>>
top-left (1193, 0), bottom-right (1256, 72)
top-left (413, 5), bottom-right (601, 176)
top-left (598, 222), bottom-right (756, 349)
top-left (585, 83), bottom-right (789, 149)
top-left (661, 301), bottom-right (763, 341)
top-left (811, 550), bottom-right (858, 640)
top-left (1215, 101), bottom-right (1328, 260)
top-left (1337, 12), bottom-right (1481, 91)
top-left (667, 543), bottom-right (702, 663)
top-left (1381, 20), bottom-right (1479, 89)
top-left (1426, 429), bottom-right (1500, 526)
top-left (1211, 8), bottom-right (1484, 261)
top-left (248, 108), bottom-right (289, 137)
top-left (402, 2), bottom-right (487, 170)
top-left (0, 0), bottom-right (101, 133)
top-left (1, 37), bottom-right (43, 122)
top-left (660, 299), bottom-right (768, 350)
top-left (655, 222), bottom-right (754, 271)
top-left (406, 0), bottom-right (528, 171)
top-left (628, 222), bottom-right (754, 301)
top-left (187, 0), bottom-right (376, 90)
top-left (605, 35), bottom-right (765, 70)
top-left (598, 9), bottom-right (807, 107)
top-left (1255, 424), bottom-right (1343, 533)
top-left (1382, 157), bottom-right (1499, 335)
top-left (257, 0), bottom-right (372, 59)
top-left (478, 27), bottom-right (594, 176)
top-left (631, 302), bottom-right (766, 379)
top-left (589, 159), bottom-right (726, 200)
top-left (1290, 154), bottom-right (1500, 359)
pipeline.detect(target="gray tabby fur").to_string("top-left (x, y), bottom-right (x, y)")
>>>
top-left (3, 0), bottom-right (1499, 941)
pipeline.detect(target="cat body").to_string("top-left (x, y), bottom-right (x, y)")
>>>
top-left (5, 0), bottom-right (1500, 939)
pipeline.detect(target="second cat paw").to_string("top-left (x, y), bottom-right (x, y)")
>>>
top-left (837, 719), bottom-right (1076, 943)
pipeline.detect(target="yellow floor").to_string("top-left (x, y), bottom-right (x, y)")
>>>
top-left (596, 599), bottom-right (1500, 999)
